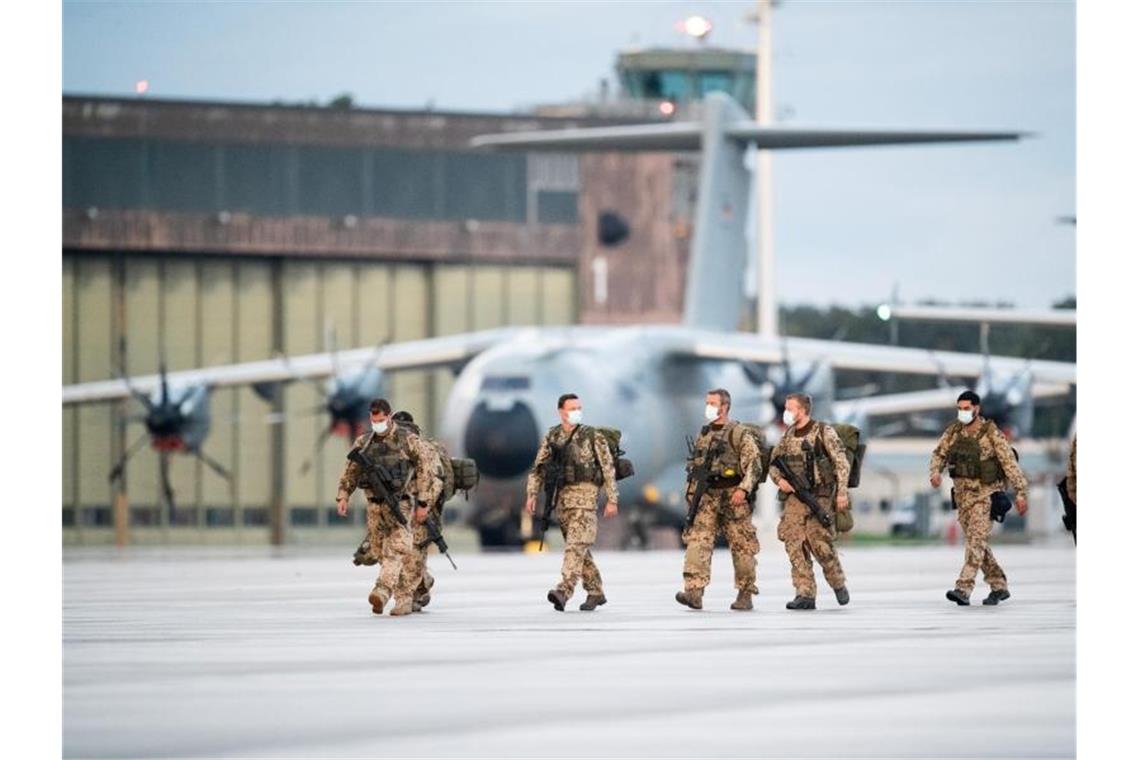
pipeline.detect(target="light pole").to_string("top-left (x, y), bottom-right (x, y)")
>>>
top-left (755, 0), bottom-right (777, 337)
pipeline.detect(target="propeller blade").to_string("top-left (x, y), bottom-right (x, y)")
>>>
top-left (159, 451), bottom-right (176, 525)
top-left (277, 351), bottom-right (330, 399)
top-left (298, 427), bottom-right (334, 476)
top-left (195, 449), bottom-right (234, 481)
top-left (108, 433), bottom-right (150, 483)
top-left (351, 333), bottom-right (391, 394)
top-left (780, 337), bottom-right (793, 381)
top-left (923, 349), bottom-right (952, 390)
top-left (116, 336), bottom-right (155, 411)
top-left (159, 360), bottom-right (170, 408)
top-left (797, 356), bottom-right (826, 391)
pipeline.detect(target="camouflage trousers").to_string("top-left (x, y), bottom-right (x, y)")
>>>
top-left (365, 501), bottom-right (417, 604)
top-left (777, 494), bottom-right (845, 599)
top-left (954, 488), bottom-right (1008, 595)
top-left (411, 519), bottom-right (437, 601)
top-left (681, 488), bottom-right (759, 595)
top-left (555, 485), bottom-right (604, 598)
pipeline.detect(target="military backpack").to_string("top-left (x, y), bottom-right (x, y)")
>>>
top-left (594, 426), bottom-right (635, 481)
top-left (823, 422), bottom-right (867, 489)
top-left (450, 457), bottom-right (480, 494)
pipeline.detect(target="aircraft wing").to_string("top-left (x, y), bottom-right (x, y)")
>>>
top-left (674, 331), bottom-right (1077, 386)
top-left (471, 122), bottom-right (1024, 153)
top-left (882, 304), bottom-right (1076, 327)
top-left (62, 327), bottom-right (526, 405)
top-left (832, 383), bottom-right (1072, 420)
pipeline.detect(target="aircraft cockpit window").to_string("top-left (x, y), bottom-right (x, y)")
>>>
top-left (481, 376), bottom-right (531, 391)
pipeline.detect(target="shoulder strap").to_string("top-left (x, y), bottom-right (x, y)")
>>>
top-left (724, 421), bottom-right (744, 453)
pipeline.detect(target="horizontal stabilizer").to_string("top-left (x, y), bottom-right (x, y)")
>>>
top-left (726, 124), bottom-right (1026, 149)
top-left (472, 122), bottom-right (1025, 153)
top-left (471, 122), bottom-right (704, 152)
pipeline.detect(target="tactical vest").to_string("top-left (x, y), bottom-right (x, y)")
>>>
top-left (947, 421), bottom-right (1004, 484)
top-left (357, 427), bottom-right (414, 493)
top-left (780, 422), bottom-right (839, 496)
top-left (690, 422), bottom-right (748, 488)
top-left (547, 424), bottom-right (603, 486)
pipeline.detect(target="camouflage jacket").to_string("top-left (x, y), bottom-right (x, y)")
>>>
top-left (336, 424), bottom-right (443, 506)
top-left (526, 424), bottom-right (618, 505)
top-left (768, 420), bottom-right (851, 501)
top-left (929, 418), bottom-right (1028, 499)
top-left (687, 420), bottom-right (763, 496)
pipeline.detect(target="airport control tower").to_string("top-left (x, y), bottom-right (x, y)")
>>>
top-left (616, 46), bottom-right (756, 117)
top-left (534, 42), bottom-right (760, 327)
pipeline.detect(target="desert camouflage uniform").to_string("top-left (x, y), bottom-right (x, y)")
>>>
top-left (681, 422), bottom-right (763, 597)
top-left (769, 421), bottom-right (850, 599)
top-left (930, 418), bottom-right (1028, 596)
top-left (409, 437), bottom-right (455, 605)
top-left (526, 424), bottom-right (618, 601)
top-left (337, 424), bottom-right (442, 610)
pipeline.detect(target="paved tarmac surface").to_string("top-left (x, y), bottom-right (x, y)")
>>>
top-left (63, 544), bottom-right (1075, 758)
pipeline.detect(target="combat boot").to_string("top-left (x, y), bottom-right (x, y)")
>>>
top-left (982, 589), bottom-right (1011, 606)
top-left (675, 589), bottom-right (703, 610)
top-left (579, 594), bottom-right (607, 611)
top-left (945, 588), bottom-right (971, 606)
top-left (785, 596), bottom-right (816, 610)
top-left (390, 599), bottom-right (414, 616)
top-left (416, 574), bottom-right (435, 609)
top-left (730, 590), bottom-right (754, 611)
top-left (835, 586), bottom-right (850, 606)
top-left (547, 589), bottom-right (568, 612)
top-left (368, 586), bottom-right (390, 615)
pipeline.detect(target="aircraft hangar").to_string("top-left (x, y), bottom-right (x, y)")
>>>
top-left (61, 95), bottom-right (690, 544)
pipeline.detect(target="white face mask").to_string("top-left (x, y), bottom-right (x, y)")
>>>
top-left (704, 404), bottom-right (720, 422)
top-left (783, 409), bottom-right (797, 427)
top-left (371, 420), bottom-right (389, 434)
top-left (567, 409), bottom-right (583, 425)
top-left (957, 409), bottom-right (975, 425)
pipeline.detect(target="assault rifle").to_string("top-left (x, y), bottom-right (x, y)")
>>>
top-left (685, 433), bottom-right (725, 528)
top-left (417, 509), bottom-right (458, 570)
top-left (347, 448), bottom-right (408, 528)
top-left (538, 425), bottom-right (580, 550)
top-left (772, 455), bottom-right (833, 529)
top-left (348, 448), bottom-right (458, 569)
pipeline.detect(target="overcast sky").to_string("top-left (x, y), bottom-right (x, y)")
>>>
top-left (63, 0), bottom-right (1075, 309)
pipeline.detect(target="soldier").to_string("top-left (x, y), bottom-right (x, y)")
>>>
top-left (675, 388), bottom-right (763, 612)
top-left (391, 410), bottom-right (455, 611)
top-left (768, 392), bottom-right (851, 611)
top-left (336, 398), bottom-right (442, 616)
top-left (930, 390), bottom-right (1028, 606)
top-left (524, 393), bottom-right (619, 612)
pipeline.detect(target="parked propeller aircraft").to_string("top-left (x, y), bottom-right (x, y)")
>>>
top-left (64, 93), bottom-right (1074, 545)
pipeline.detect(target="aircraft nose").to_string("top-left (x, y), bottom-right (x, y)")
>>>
top-left (465, 401), bottom-right (540, 479)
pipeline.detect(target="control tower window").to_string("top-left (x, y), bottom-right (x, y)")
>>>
top-left (698, 72), bottom-right (733, 98)
top-left (640, 70), bottom-right (690, 102)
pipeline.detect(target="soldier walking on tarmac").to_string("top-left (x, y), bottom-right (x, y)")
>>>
top-left (930, 390), bottom-right (1028, 606)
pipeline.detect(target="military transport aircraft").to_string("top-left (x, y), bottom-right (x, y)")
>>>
top-left (64, 93), bottom-right (1075, 544)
